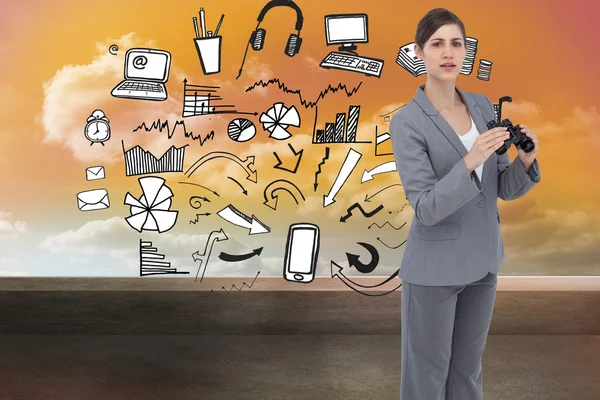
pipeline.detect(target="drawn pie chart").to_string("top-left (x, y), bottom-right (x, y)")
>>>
top-left (227, 118), bottom-right (256, 142)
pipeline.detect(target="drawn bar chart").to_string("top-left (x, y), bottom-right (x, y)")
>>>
top-left (182, 79), bottom-right (256, 118)
top-left (313, 105), bottom-right (370, 144)
top-left (139, 239), bottom-right (189, 276)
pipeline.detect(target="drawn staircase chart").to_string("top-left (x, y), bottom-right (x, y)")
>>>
top-left (139, 239), bottom-right (188, 276)
top-left (182, 79), bottom-right (257, 118)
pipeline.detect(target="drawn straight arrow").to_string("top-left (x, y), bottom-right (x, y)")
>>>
top-left (218, 247), bottom-right (263, 262)
top-left (361, 161), bottom-right (397, 183)
top-left (217, 204), bottom-right (270, 235)
top-left (330, 261), bottom-right (402, 296)
top-left (192, 228), bottom-right (229, 282)
top-left (364, 183), bottom-right (403, 202)
top-left (185, 151), bottom-right (257, 183)
top-left (263, 179), bottom-right (305, 210)
top-left (323, 148), bottom-right (362, 207)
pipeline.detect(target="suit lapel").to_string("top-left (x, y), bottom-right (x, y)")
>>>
top-left (412, 84), bottom-right (492, 194)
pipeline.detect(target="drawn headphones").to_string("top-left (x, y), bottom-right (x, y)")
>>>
top-left (237, 0), bottom-right (304, 79)
top-left (250, 0), bottom-right (304, 56)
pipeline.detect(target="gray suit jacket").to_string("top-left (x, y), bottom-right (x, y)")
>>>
top-left (390, 84), bottom-right (541, 286)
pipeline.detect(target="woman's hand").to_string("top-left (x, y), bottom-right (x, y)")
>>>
top-left (516, 124), bottom-right (539, 170)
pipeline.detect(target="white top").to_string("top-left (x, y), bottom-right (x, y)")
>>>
top-left (456, 114), bottom-right (483, 182)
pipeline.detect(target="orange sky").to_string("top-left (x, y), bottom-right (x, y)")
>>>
top-left (0, 0), bottom-right (599, 277)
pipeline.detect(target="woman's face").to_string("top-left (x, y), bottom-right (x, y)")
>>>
top-left (415, 23), bottom-right (466, 80)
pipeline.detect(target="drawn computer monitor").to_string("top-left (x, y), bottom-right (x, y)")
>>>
top-left (324, 14), bottom-right (369, 52)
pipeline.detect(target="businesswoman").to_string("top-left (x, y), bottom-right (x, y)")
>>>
top-left (389, 8), bottom-right (541, 400)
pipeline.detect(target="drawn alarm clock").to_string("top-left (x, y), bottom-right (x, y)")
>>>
top-left (84, 109), bottom-right (111, 146)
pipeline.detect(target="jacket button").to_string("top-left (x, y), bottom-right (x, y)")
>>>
top-left (477, 200), bottom-right (485, 207)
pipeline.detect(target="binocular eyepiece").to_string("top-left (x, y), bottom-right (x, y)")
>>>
top-left (487, 118), bottom-right (535, 155)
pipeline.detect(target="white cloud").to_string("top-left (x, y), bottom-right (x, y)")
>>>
top-left (0, 211), bottom-right (27, 239)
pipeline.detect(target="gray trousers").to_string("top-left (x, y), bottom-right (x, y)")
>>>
top-left (400, 272), bottom-right (498, 400)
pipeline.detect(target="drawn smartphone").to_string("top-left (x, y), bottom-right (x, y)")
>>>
top-left (283, 223), bottom-right (320, 283)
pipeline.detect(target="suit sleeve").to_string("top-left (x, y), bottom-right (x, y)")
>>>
top-left (483, 96), bottom-right (541, 201)
top-left (390, 112), bottom-right (482, 226)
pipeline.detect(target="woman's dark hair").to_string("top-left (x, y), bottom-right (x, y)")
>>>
top-left (415, 8), bottom-right (466, 52)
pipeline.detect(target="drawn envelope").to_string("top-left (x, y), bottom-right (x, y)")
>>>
top-left (77, 189), bottom-right (110, 211)
top-left (86, 166), bottom-right (105, 181)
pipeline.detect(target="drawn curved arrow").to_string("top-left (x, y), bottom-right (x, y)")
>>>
top-left (361, 161), bottom-right (397, 183)
top-left (218, 247), bottom-right (263, 262)
top-left (273, 143), bottom-right (303, 173)
top-left (330, 261), bottom-right (401, 296)
top-left (192, 228), bottom-right (229, 282)
top-left (263, 179), bottom-right (305, 210)
top-left (346, 242), bottom-right (379, 274)
top-left (177, 181), bottom-right (220, 197)
top-left (185, 151), bottom-right (257, 183)
top-left (228, 176), bottom-right (248, 196)
top-left (377, 238), bottom-right (407, 250)
top-left (364, 183), bottom-right (403, 202)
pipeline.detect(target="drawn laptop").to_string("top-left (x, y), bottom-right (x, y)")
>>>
top-left (111, 48), bottom-right (171, 101)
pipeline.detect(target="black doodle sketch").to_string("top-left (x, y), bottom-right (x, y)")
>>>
top-left (133, 119), bottom-right (215, 146)
top-left (313, 146), bottom-right (330, 192)
top-left (361, 161), bottom-right (397, 182)
top-left (124, 177), bottom-right (178, 233)
top-left (189, 195), bottom-right (210, 209)
top-left (330, 261), bottom-right (401, 296)
top-left (375, 105), bottom-right (405, 156)
top-left (273, 143), bottom-right (303, 173)
top-left (313, 105), bottom-right (370, 144)
top-left (218, 247), bottom-right (263, 262)
top-left (77, 188), bottom-right (110, 212)
top-left (108, 44), bottom-right (119, 55)
top-left (320, 14), bottom-right (384, 78)
top-left (283, 223), bottom-right (320, 283)
top-left (189, 213), bottom-right (210, 224)
top-left (346, 242), bottom-right (379, 274)
top-left (340, 202), bottom-right (384, 223)
top-left (122, 140), bottom-right (188, 176)
top-left (202, 271), bottom-right (260, 299)
top-left (236, 0), bottom-right (304, 79)
top-left (227, 176), bottom-right (248, 196)
top-left (217, 204), bottom-right (270, 235)
top-left (85, 166), bottom-right (105, 181)
top-left (227, 118), bottom-right (256, 142)
top-left (111, 48), bottom-right (171, 101)
top-left (260, 102), bottom-right (301, 140)
top-left (185, 151), bottom-right (257, 183)
top-left (139, 239), bottom-right (188, 276)
top-left (396, 37), bottom-right (478, 77)
top-left (84, 110), bottom-right (111, 146)
top-left (177, 181), bottom-right (220, 197)
top-left (192, 228), bottom-right (229, 282)
top-left (245, 79), bottom-right (363, 140)
top-left (192, 9), bottom-right (224, 75)
top-left (323, 148), bottom-right (362, 207)
top-left (182, 79), bottom-right (257, 118)
top-left (368, 221), bottom-right (406, 230)
top-left (377, 237), bottom-right (407, 250)
top-left (364, 183), bottom-right (403, 202)
top-left (263, 179), bottom-right (305, 210)
top-left (476, 59), bottom-right (493, 81)
top-left (246, 79), bottom-right (363, 108)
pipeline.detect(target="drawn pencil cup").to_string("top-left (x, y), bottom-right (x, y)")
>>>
top-left (193, 36), bottom-right (222, 75)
